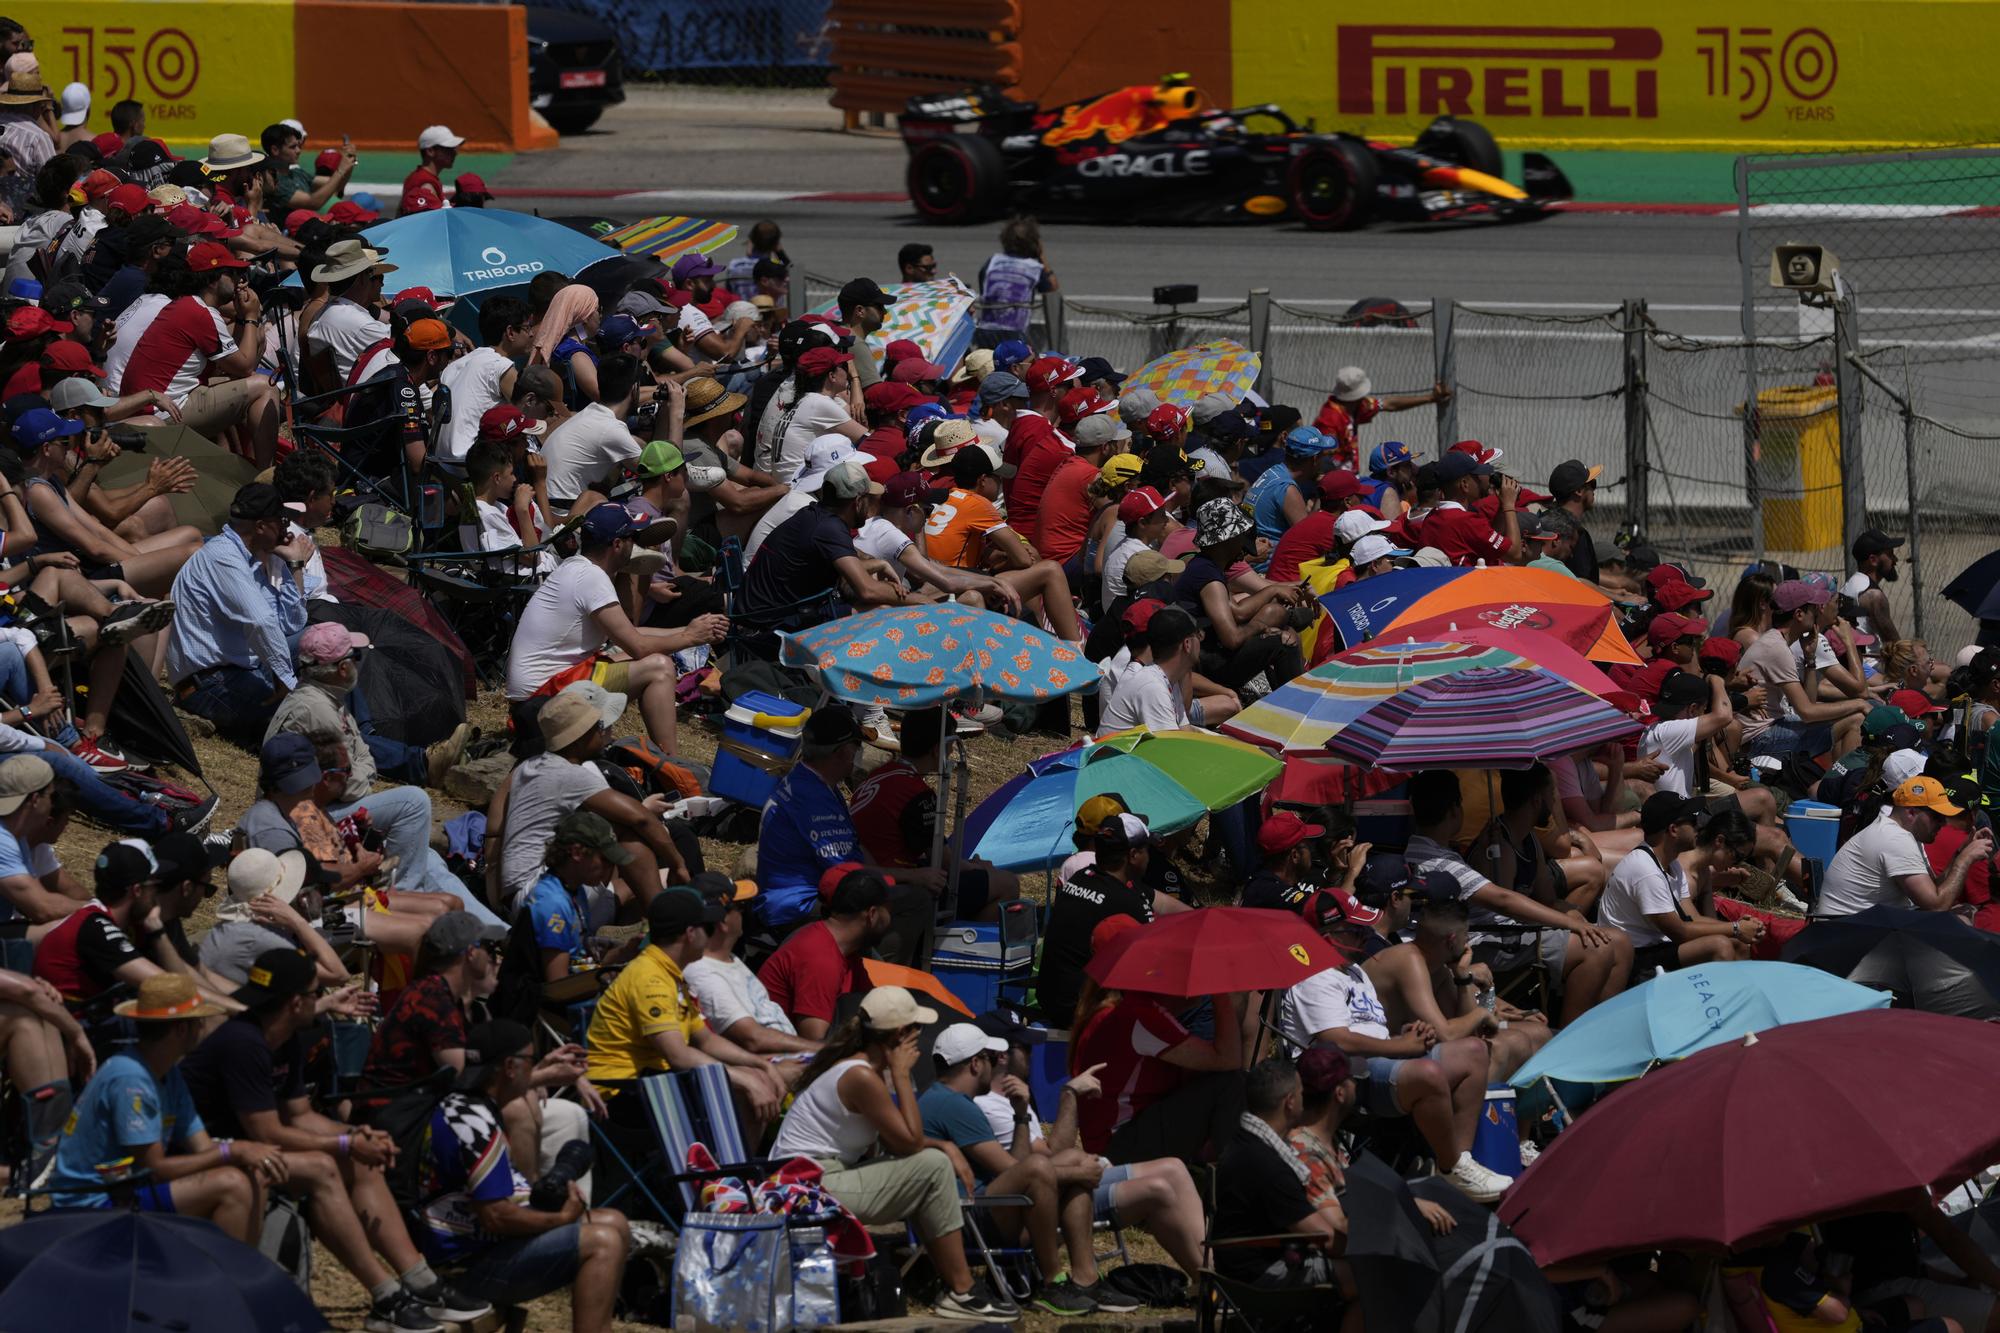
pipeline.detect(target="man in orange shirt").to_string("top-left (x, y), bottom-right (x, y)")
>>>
top-left (922, 444), bottom-right (1082, 641)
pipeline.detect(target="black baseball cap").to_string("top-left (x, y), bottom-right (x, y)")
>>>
top-left (234, 947), bottom-right (317, 1005)
top-left (152, 831), bottom-right (227, 884)
top-left (974, 1008), bottom-right (1047, 1047)
top-left (459, 1020), bottom-right (535, 1089)
top-left (1853, 528), bottom-right (1905, 559)
top-left (1548, 459), bottom-right (1602, 498)
top-left (839, 278), bottom-right (896, 310)
top-left (1352, 853), bottom-right (1413, 906)
top-left (803, 705), bottom-right (862, 747)
top-left (1639, 791), bottom-right (1706, 837)
top-left (1657, 669), bottom-right (1711, 712)
top-left (42, 277), bottom-right (109, 317)
top-left (229, 481), bottom-right (289, 521)
top-left (1076, 356), bottom-right (1125, 387)
top-left (647, 887), bottom-right (725, 936)
top-left (95, 840), bottom-right (160, 897)
top-left (1436, 452), bottom-right (1490, 482)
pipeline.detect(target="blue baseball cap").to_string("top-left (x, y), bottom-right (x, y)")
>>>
top-left (1436, 452), bottom-right (1491, 482)
top-left (905, 401), bottom-right (951, 428)
top-left (977, 371), bottom-right (1029, 405)
top-left (349, 191), bottom-right (380, 213)
top-left (1369, 440), bottom-right (1413, 474)
top-left (598, 313), bottom-right (646, 345)
top-left (993, 339), bottom-right (1032, 368)
top-left (1283, 424), bottom-right (1332, 456)
top-left (259, 732), bottom-right (322, 796)
top-left (579, 502), bottom-right (642, 546)
top-left (13, 407), bottom-right (85, 450)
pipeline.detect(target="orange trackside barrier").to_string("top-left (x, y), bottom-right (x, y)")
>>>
top-left (828, 0), bottom-right (1021, 124)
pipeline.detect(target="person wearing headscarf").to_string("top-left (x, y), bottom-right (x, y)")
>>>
top-left (529, 283), bottom-right (603, 407)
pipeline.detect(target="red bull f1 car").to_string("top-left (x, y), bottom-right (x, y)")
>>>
top-left (901, 78), bottom-right (1571, 229)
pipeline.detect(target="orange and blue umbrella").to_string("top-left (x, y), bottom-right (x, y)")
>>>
top-left (1322, 665), bottom-right (1641, 771)
top-left (1320, 565), bottom-right (1641, 665)
top-left (778, 604), bottom-right (1097, 709)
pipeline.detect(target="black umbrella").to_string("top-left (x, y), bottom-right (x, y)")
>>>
top-left (1782, 906), bottom-right (2000, 1019)
top-left (104, 650), bottom-right (203, 776)
top-left (308, 602), bottom-right (467, 748)
top-left (1339, 1151), bottom-right (1453, 1330)
top-left (1406, 1177), bottom-right (1562, 1332)
top-left (0, 1209), bottom-right (328, 1332)
top-left (1942, 550), bottom-right (2000, 622)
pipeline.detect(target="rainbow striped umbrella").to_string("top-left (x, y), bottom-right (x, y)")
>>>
top-left (1322, 666), bottom-right (1641, 771)
top-left (1221, 641), bottom-right (1531, 755)
top-left (600, 215), bottom-right (737, 262)
top-left (1123, 339), bottom-right (1262, 406)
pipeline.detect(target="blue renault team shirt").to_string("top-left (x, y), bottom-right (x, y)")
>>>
top-left (757, 763), bottom-right (862, 931)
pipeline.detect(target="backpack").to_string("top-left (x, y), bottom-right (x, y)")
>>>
top-left (343, 503), bottom-right (415, 558)
top-left (598, 736), bottom-right (702, 801)
top-left (361, 1065), bottom-right (458, 1218)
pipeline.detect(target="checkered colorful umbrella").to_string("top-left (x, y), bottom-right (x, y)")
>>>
top-left (1321, 665), bottom-right (1641, 770)
top-left (813, 276), bottom-right (977, 378)
top-left (598, 215), bottom-right (737, 262)
top-left (1123, 339), bottom-right (1262, 406)
top-left (779, 605), bottom-right (1096, 708)
top-left (1221, 641), bottom-right (1531, 756)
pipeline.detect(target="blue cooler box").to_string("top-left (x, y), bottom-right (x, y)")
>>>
top-left (1785, 799), bottom-right (1842, 869)
top-left (1471, 1085), bottom-right (1522, 1178)
top-left (711, 691), bottom-right (809, 809)
top-left (932, 901), bottom-right (1037, 1018)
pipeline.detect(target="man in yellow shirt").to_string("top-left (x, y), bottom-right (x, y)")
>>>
top-left (585, 888), bottom-right (791, 1137)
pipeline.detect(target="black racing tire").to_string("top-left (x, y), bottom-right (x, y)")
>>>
top-left (1290, 141), bottom-right (1378, 231)
top-left (1427, 118), bottom-right (1503, 176)
top-left (546, 107), bottom-right (603, 136)
top-left (906, 134), bottom-right (1010, 225)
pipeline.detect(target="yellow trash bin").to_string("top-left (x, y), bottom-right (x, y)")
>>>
top-left (1742, 385), bottom-right (1842, 552)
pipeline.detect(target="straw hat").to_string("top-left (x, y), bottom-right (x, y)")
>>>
top-left (917, 418), bottom-right (979, 469)
top-left (113, 973), bottom-right (225, 1022)
top-left (203, 133), bottom-right (266, 172)
top-left (682, 375), bottom-right (747, 429)
top-left (0, 65), bottom-right (51, 107)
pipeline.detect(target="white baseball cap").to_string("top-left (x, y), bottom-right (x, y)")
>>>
top-left (796, 435), bottom-right (877, 491)
top-left (1334, 510), bottom-right (1392, 546)
top-left (1349, 533), bottom-right (1411, 566)
top-left (859, 985), bottom-right (939, 1031)
top-left (418, 125), bottom-right (466, 151)
top-left (934, 1022), bottom-right (1008, 1066)
top-left (280, 117), bottom-right (307, 140)
top-left (58, 82), bottom-right (89, 128)
top-left (1884, 748), bottom-right (1927, 787)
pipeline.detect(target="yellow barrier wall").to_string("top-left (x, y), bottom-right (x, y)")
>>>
top-left (1231, 0), bottom-right (2000, 150)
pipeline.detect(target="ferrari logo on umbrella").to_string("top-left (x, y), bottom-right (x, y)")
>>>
top-left (1290, 943), bottom-right (1312, 966)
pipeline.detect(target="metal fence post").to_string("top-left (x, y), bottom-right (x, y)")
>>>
top-left (1247, 288), bottom-right (1272, 400)
top-left (1043, 289), bottom-right (1066, 354)
top-left (1432, 298), bottom-right (1457, 456)
top-left (1621, 298), bottom-right (1649, 536)
top-left (787, 269), bottom-right (808, 323)
top-left (1903, 396), bottom-right (1924, 639)
top-left (1831, 290), bottom-right (1867, 577)
top-left (1736, 155), bottom-right (1765, 566)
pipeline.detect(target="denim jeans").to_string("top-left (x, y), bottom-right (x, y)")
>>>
top-left (326, 784), bottom-right (502, 927)
top-left (178, 665), bottom-right (283, 745)
top-left (0, 644), bottom-right (76, 747)
top-left (344, 684), bottom-right (429, 786)
top-left (42, 744), bottom-right (168, 835)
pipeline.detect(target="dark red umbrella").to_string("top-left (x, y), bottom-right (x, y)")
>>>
top-left (1085, 906), bottom-right (1335, 999)
top-left (1499, 1010), bottom-right (2000, 1266)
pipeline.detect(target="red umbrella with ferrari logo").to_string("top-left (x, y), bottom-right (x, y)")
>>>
top-left (1085, 906), bottom-right (1335, 998)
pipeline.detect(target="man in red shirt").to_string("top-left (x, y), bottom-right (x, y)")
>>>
top-left (1265, 469), bottom-right (1374, 584)
top-left (1418, 452), bottom-right (1519, 567)
top-left (1003, 355), bottom-right (1080, 511)
top-left (1035, 396), bottom-right (1117, 567)
top-left (117, 241), bottom-right (279, 465)
top-left (849, 709), bottom-right (1021, 919)
top-left (756, 867), bottom-right (891, 1039)
top-left (858, 381), bottom-right (932, 482)
top-left (401, 124), bottom-right (462, 214)
top-left (1313, 365), bottom-right (1450, 470)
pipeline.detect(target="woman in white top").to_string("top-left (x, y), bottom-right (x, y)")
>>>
top-left (769, 987), bottom-right (1020, 1322)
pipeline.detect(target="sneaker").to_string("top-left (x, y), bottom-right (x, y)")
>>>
top-left (99, 599), bottom-right (175, 646)
top-left (951, 702), bottom-right (1003, 734)
top-left (425, 723), bottom-right (476, 787)
top-left (408, 1281), bottom-right (492, 1323)
top-left (364, 1290), bottom-right (443, 1333)
top-left (1071, 1277), bottom-right (1138, 1314)
top-left (1517, 1139), bottom-right (1541, 1167)
top-left (167, 794), bottom-right (219, 837)
top-left (1439, 1153), bottom-right (1513, 1203)
top-left (1032, 1278), bottom-right (1098, 1316)
top-left (69, 735), bottom-right (129, 774)
top-left (934, 1279), bottom-right (1020, 1322)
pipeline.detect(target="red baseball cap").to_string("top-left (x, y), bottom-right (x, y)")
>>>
top-left (328, 199), bottom-right (381, 227)
top-left (1305, 886), bottom-right (1383, 932)
top-left (91, 131), bottom-right (125, 157)
top-left (314, 148), bottom-right (345, 174)
top-left (862, 381), bottom-right (933, 413)
top-left (477, 404), bottom-right (545, 441)
top-left (1450, 439), bottom-right (1502, 466)
top-left (1889, 688), bottom-right (1938, 719)
top-left (1116, 486), bottom-right (1169, 525)
top-left (166, 203), bottom-right (237, 239)
top-left (883, 338), bottom-right (923, 364)
top-left (1257, 810), bottom-right (1325, 857)
top-left (1654, 581), bottom-right (1713, 612)
top-left (1057, 386), bottom-right (1113, 426)
top-left (282, 208), bottom-right (318, 235)
top-left (1143, 403), bottom-right (1189, 439)
top-left (185, 241), bottom-right (248, 273)
top-left (1700, 636), bottom-right (1743, 669)
top-left (41, 340), bottom-right (102, 378)
top-left (1646, 612), bottom-right (1708, 648)
top-left (817, 860), bottom-right (893, 899)
top-left (889, 358), bottom-right (947, 384)
top-left (1120, 597), bottom-right (1167, 634)
top-left (78, 169), bottom-right (121, 202)
top-left (796, 347), bottom-right (853, 377)
top-left (1645, 564), bottom-right (1707, 593)
top-left (1319, 469), bottom-right (1363, 502)
top-left (1024, 355), bottom-right (1082, 395)
top-left (392, 286), bottom-right (446, 311)
top-left (454, 173), bottom-right (492, 197)
top-left (5, 307), bottom-right (71, 339)
top-left (105, 183), bottom-right (151, 217)
top-left (1090, 913), bottom-right (1144, 956)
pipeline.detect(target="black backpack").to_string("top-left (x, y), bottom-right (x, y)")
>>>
top-left (361, 1065), bottom-right (458, 1218)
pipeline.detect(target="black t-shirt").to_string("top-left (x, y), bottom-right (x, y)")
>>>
top-left (1036, 866), bottom-right (1154, 1026)
top-left (1172, 555), bottom-right (1227, 620)
top-left (1242, 870), bottom-right (1311, 913)
top-left (1213, 1127), bottom-right (1316, 1280)
top-left (1563, 524), bottom-right (1601, 583)
top-left (180, 1014), bottom-right (307, 1140)
top-left (741, 503), bottom-right (856, 617)
top-left (74, 913), bottom-right (143, 993)
top-left (160, 917), bottom-right (201, 969)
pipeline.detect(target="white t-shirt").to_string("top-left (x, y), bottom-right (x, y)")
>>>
top-left (676, 304), bottom-right (715, 340)
top-left (471, 497), bottom-right (556, 577)
top-left (1100, 534), bottom-right (1147, 610)
top-left (684, 954), bottom-right (799, 1039)
top-left (1279, 963), bottom-right (1390, 1049)
top-left (754, 378), bottom-right (798, 474)
top-left (854, 516), bottom-right (914, 567)
top-left (772, 392), bottom-right (852, 483)
top-left (744, 489), bottom-right (812, 561)
top-left (1817, 807), bottom-right (1931, 917)
top-left (1599, 848), bottom-right (1687, 948)
top-left (1841, 572), bottom-right (1874, 638)
top-left (1641, 718), bottom-right (1701, 798)
top-left (503, 555), bottom-right (618, 699)
top-left (542, 402), bottom-right (640, 509)
top-left (975, 1090), bottom-right (1044, 1145)
top-left (1096, 661), bottom-right (1187, 737)
top-left (438, 347), bottom-right (514, 464)
top-left (104, 292), bottom-right (170, 391)
top-left (307, 297), bottom-right (391, 385)
top-left (498, 752), bottom-right (612, 902)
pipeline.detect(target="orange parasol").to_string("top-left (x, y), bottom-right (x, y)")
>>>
top-left (1378, 567), bottom-right (1642, 665)
top-left (862, 960), bottom-right (974, 1017)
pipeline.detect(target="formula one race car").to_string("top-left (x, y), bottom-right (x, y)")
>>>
top-left (901, 76), bottom-right (1571, 229)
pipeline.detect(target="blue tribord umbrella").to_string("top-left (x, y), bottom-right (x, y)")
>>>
top-left (283, 207), bottom-right (625, 304)
top-left (1510, 960), bottom-right (1890, 1088)
top-left (1316, 566), bottom-right (1467, 649)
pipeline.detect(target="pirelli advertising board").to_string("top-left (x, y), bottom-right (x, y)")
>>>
top-left (1230, 0), bottom-right (1988, 150)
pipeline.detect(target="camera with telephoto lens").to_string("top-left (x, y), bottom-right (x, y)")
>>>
top-left (528, 1139), bottom-right (594, 1211)
top-left (104, 423), bottom-right (148, 452)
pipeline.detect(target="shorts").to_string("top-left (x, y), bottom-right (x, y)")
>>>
top-left (1092, 1163), bottom-right (1134, 1226)
top-left (178, 376), bottom-right (268, 437)
top-left (1748, 720), bottom-right (1834, 760)
top-left (531, 655), bottom-right (632, 699)
top-left (1360, 1049), bottom-right (1438, 1118)
top-left (1472, 928), bottom-right (1572, 996)
top-left (63, 1180), bottom-right (176, 1212)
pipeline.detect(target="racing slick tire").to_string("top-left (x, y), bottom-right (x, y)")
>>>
top-left (1420, 117), bottom-right (1503, 177)
top-left (907, 134), bottom-right (1011, 224)
top-left (1290, 141), bottom-right (1377, 231)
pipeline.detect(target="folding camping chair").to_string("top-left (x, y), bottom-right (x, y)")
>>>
top-left (716, 536), bottom-right (843, 666)
top-left (1194, 1166), bottom-right (1343, 1333)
